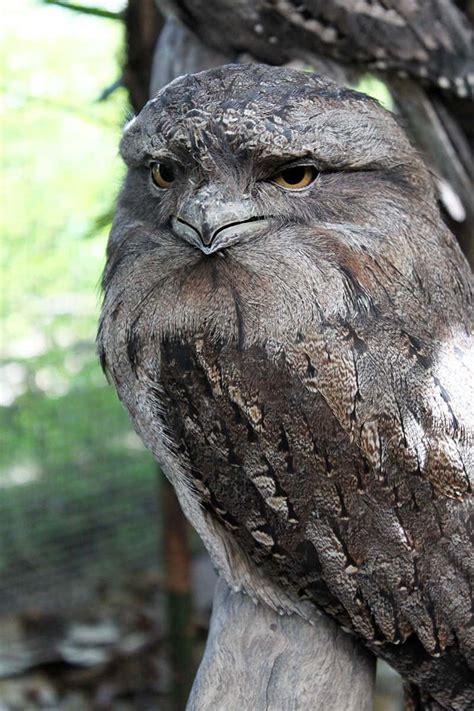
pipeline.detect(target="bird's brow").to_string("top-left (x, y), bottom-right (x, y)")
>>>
top-left (254, 151), bottom-right (316, 171)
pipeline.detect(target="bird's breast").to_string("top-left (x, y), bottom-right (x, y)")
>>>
top-left (155, 333), bottom-right (375, 627)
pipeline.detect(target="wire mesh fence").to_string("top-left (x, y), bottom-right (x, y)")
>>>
top-left (0, 3), bottom-right (171, 702)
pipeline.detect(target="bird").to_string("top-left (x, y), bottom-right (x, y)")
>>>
top-left (156, 0), bottom-right (474, 264)
top-left (97, 64), bottom-right (473, 709)
top-left (157, 0), bottom-right (473, 95)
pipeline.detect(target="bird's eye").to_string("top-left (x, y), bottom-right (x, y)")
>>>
top-left (272, 165), bottom-right (317, 190)
top-left (151, 162), bottom-right (175, 189)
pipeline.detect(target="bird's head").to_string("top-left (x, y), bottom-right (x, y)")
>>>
top-left (101, 64), bottom-right (467, 346)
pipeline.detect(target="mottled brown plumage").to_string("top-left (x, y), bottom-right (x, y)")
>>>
top-left (159, 0), bottom-right (474, 96)
top-left (98, 65), bottom-right (473, 709)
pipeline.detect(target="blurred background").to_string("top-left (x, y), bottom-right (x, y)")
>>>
top-left (1, 2), bottom-right (192, 708)
top-left (5, 0), bottom-right (465, 708)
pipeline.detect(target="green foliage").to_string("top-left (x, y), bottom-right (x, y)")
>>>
top-left (1, 0), bottom-right (127, 350)
top-left (0, 0), bottom-right (158, 605)
top-left (42, 0), bottom-right (124, 20)
top-left (353, 75), bottom-right (394, 111)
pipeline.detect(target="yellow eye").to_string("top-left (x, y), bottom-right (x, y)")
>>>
top-left (272, 165), bottom-right (317, 190)
top-left (151, 162), bottom-right (175, 189)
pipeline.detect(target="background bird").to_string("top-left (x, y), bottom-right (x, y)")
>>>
top-left (98, 64), bottom-right (473, 709)
top-left (156, 0), bottom-right (474, 264)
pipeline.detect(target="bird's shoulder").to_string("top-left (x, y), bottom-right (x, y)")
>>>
top-left (278, 318), bottom-right (473, 499)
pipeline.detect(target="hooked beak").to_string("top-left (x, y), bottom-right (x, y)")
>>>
top-left (171, 214), bottom-right (268, 254)
top-left (171, 187), bottom-right (269, 254)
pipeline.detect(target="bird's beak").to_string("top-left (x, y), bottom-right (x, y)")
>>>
top-left (171, 187), bottom-right (268, 254)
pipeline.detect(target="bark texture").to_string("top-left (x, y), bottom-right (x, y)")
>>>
top-left (187, 578), bottom-right (375, 711)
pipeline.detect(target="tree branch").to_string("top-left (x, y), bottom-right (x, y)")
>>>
top-left (42, 0), bottom-right (123, 20)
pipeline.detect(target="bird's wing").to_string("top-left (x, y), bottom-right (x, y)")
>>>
top-left (301, 0), bottom-right (474, 96)
top-left (284, 319), bottom-right (473, 499)
top-left (280, 317), bottom-right (473, 672)
top-left (160, 0), bottom-right (474, 96)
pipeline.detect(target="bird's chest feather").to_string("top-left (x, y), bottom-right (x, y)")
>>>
top-left (157, 333), bottom-right (387, 629)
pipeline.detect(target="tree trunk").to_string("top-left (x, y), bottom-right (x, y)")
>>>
top-left (188, 578), bottom-right (375, 711)
top-left (123, 0), bottom-right (163, 113)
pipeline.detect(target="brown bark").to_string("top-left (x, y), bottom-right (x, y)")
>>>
top-left (162, 472), bottom-right (195, 710)
top-left (123, 0), bottom-right (163, 113)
